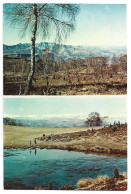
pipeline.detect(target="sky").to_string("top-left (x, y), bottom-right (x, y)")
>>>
top-left (3, 4), bottom-right (126, 46)
top-left (4, 96), bottom-right (127, 119)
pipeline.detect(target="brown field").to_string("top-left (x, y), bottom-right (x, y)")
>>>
top-left (3, 56), bottom-right (127, 95)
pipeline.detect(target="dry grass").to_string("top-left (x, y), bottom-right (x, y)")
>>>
top-left (77, 179), bottom-right (92, 188)
top-left (91, 176), bottom-right (109, 184)
top-left (4, 125), bottom-right (101, 147)
top-left (122, 172), bottom-right (127, 179)
top-left (77, 176), bottom-right (109, 189)
top-left (77, 173), bottom-right (127, 190)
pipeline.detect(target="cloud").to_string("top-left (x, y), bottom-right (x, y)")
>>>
top-left (4, 114), bottom-right (37, 119)
top-left (4, 113), bottom-right (126, 120)
top-left (107, 114), bottom-right (127, 119)
top-left (3, 113), bottom-right (87, 120)
top-left (4, 114), bottom-right (20, 118)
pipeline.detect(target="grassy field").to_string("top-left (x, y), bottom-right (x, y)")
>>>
top-left (4, 125), bottom-right (101, 147)
top-left (4, 124), bottom-right (127, 157)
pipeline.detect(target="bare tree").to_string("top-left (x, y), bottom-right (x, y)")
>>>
top-left (92, 57), bottom-right (108, 79)
top-left (39, 48), bottom-right (55, 75)
top-left (100, 57), bottom-right (108, 78)
top-left (111, 54), bottom-right (127, 79)
top-left (19, 59), bottom-right (25, 95)
top-left (4, 3), bottom-right (79, 94)
top-left (85, 112), bottom-right (107, 127)
top-left (118, 54), bottom-right (127, 80)
top-left (111, 55), bottom-right (119, 76)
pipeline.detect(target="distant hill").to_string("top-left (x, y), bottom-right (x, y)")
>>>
top-left (3, 42), bottom-right (126, 61)
top-left (3, 117), bottom-right (86, 128)
top-left (3, 116), bottom-right (126, 128)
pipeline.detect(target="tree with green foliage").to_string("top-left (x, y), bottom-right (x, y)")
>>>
top-left (4, 3), bottom-right (79, 94)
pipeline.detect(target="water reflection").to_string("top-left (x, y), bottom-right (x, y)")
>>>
top-left (29, 148), bottom-right (37, 156)
top-left (35, 148), bottom-right (37, 156)
top-left (4, 149), bottom-right (127, 189)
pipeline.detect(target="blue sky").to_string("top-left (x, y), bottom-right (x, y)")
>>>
top-left (4, 96), bottom-right (127, 119)
top-left (3, 4), bottom-right (126, 46)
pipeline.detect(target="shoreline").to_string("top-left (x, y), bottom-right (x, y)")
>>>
top-left (4, 124), bottom-right (127, 158)
top-left (4, 145), bottom-right (127, 158)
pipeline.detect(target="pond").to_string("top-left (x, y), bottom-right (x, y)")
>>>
top-left (4, 148), bottom-right (127, 189)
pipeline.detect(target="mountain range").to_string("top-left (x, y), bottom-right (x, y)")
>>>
top-left (3, 42), bottom-right (126, 61)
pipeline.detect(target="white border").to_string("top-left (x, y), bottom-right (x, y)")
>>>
top-left (1, 0), bottom-right (129, 4)
top-left (1, 0), bottom-right (130, 194)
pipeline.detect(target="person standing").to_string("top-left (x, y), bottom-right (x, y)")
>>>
top-left (34, 138), bottom-right (37, 146)
top-left (29, 140), bottom-right (32, 147)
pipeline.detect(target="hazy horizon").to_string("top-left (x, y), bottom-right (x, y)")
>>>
top-left (4, 112), bottom-right (127, 128)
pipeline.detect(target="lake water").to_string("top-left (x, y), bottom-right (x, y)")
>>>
top-left (4, 149), bottom-right (127, 189)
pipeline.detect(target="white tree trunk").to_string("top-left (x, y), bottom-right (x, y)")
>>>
top-left (24, 4), bottom-right (38, 94)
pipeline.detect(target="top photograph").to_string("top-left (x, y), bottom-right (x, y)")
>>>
top-left (3, 4), bottom-right (127, 95)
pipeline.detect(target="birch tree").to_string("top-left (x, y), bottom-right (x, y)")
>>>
top-left (4, 3), bottom-right (79, 94)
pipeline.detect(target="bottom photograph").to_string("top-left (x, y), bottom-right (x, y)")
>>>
top-left (3, 96), bottom-right (127, 190)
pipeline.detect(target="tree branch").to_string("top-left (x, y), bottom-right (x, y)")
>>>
top-left (39, 4), bottom-right (47, 12)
